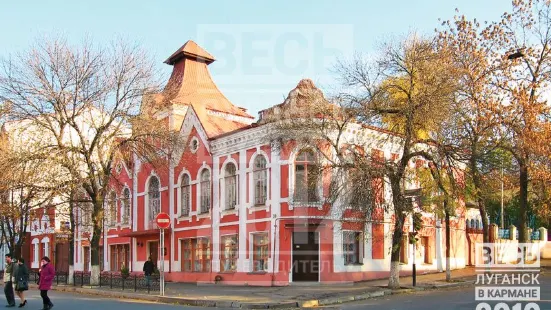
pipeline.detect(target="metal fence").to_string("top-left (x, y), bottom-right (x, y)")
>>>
top-left (28, 270), bottom-right (69, 286)
top-left (498, 229), bottom-right (510, 239)
top-left (98, 273), bottom-right (160, 293)
top-left (1, 270), bottom-right (159, 294)
top-left (497, 229), bottom-right (541, 241)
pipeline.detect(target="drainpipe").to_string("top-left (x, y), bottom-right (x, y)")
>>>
top-left (271, 218), bottom-right (280, 286)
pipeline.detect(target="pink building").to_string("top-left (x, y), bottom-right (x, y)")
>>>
top-left (72, 41), bottom-right (469, 285)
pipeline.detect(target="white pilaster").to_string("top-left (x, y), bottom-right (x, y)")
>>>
top-left (104, 229), bottom-right (109, 271)
top-left (132, 155), bottom-right (140, 231)
top-left (212, 155), bottom-right (221, 272)
top-left (270, 146), bottom-right (281, 272)
top-left (435, 218), bottom-right (443, 272)
top-left (237, 150), bottom-right (248, 272)
top-left (169, 161), bottom-right (175, 272)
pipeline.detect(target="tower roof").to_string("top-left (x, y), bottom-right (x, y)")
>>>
top-left (164, 40), bottom-right (216, 65)
top-left (146, 41), bottom-right (253, 138)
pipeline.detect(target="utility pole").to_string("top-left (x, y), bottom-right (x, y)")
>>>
top-left (501, 164), bottom-right (504, 229)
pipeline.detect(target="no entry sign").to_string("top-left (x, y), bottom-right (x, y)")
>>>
top-left (155, 212), bottom-right (171, 229)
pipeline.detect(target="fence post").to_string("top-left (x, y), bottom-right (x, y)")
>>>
top-left (147, 277), bottom-right (150, 294)
top-left (110, 273), bottom-right (112, 289)
top-left (72, 272), bottom-right (75, 287)
top-left (122, 274), bottom-right (125, 290)
top-left (56, 273), bottom-right (59, 285)
top-left (81, 272), bottom-right (83, 287)
top-left (134, 275), bottom-right (137, 292)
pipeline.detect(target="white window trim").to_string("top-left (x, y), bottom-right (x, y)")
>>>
top-left (342, 230), bottom-right (364, 266)
top-left (288, 147), bottom-right (324, 210)
top-left (176, 170), bottom-right (193, 219)
top-left (249, 231), bottom-right (270, 273)
top-left (107, 191), bottom-right (118, 229)
top-left (41, 236), bottom-right (50, 259)
top-left (220, 158), bottom-right (239, 214)
top-left (120, 186), bottom-right (132, 228)
top-left (31, 238), bottom-right (40, 266)
top-left (220, 234), bottom-right (239, 272)
top-left (248, 152), bottom-right (271, 213)
top-left (145, 173), bottom-right (162, 230)
top-left (189, 136), bottom-right (200, 154)
top-left (197, 165), bottom-right (212, 217)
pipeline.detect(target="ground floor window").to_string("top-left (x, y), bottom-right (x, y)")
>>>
top-left (220, 235), bottom-right (238, 272)
top-left (182, 238), bottom-right (211, 272)
top-left (343, 231), bottom-right (361, 265)
top-left (252, 233), bottom-right (269, 272)
top-left (110, 244), bottom-right (130, 272)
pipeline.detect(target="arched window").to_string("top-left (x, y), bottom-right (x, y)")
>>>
top-left (224, 163), bottom-right (237, 210)
top-left (253, 156), bottom-right (268, 205)
top-left (148, 176), bottom-right (160, 222)
top-left (294, 149), bottom-right (319, 203)
top-left (200, 170), bottom-right (211, 214)
top-left (470, 219), bottom-right (475, 229)
top-left (122, 188), bottom-right (131, 225)
top-left (109, 192), bottom-right (117, 226)
top-left (180, 174), bottom-right (191, 216)
top-left (476, 219), bottom-right (481, 229)
top-left (466, 219), bottom-right (470, 228)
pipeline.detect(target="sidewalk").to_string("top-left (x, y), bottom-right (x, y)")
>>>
top-left (43, 266), bottom-right (481, 308)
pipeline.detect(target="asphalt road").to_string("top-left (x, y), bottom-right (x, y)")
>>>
top-left (339, 273), bottom-right (551, 310)
top-left (0, 290), bottom-right (223, 310)
top-left (4, 274), bottom-right (550, 310)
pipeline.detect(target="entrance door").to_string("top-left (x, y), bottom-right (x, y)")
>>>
top-left (83, 247), bottom-right (90, 272)
top-left (422, 236), bottom-right (431, 264)
top-left (148, 241), bottom-right (159, 269)
top-left (292, 232), bottom-right (319, 282)
top-left (55, 242), bottom-right (69, 273)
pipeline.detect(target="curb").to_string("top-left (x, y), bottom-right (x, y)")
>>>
top-left (37, 280), bottom-right (476, 309)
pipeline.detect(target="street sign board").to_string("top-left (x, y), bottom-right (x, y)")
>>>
top-left (155, 212), bottom-right (170, 229)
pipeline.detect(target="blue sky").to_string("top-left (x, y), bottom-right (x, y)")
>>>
top-left (0, 0), bottom-right (512, 117)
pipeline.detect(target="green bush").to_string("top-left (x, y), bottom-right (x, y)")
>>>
top-left (121, 266), bottom-right (130, 278)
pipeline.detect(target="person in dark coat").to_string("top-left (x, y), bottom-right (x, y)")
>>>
top-left (13, 258), bottom-right (28, 307)
top-left (142, 257), bottom-right (155, 286)
top-left (3, 253), bottom-right (15, 307)
top-left (37, 257), bottom-right (54, 310)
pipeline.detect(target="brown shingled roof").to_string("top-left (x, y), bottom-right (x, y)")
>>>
top-left (164, 40), bottom-right (216, 65)
top-left (158, 41), bottom-right (253, 138)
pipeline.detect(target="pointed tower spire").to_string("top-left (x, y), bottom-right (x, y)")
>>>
top-left (164, 40), bottom-right (215, 65)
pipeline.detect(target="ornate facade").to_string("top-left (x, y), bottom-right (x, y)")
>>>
top-left (69, 41), bottom-right (469, 285)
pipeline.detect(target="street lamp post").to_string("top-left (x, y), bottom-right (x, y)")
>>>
top-left (410, 230), bottom-right (418, 287)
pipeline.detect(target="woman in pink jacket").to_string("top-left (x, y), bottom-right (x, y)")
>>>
top-left (38, 257), bottom-right (54, 310)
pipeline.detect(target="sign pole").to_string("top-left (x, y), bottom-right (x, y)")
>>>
top-left (162, 228), bottom-right (165, 296)
top-left (155, 212), bottom-right (170, 297)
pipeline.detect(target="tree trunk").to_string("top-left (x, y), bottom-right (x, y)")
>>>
top-left (470, 157), bottom-right (489, 243)
top-left (68, 202), bottom-right (75, 285)
top-left (388, 176), bottom-right (405, 289)
top-left (445, 206), bottom-right (451, 282)
top-left (479, 205), bottom-right (489, 243)
top-left (518, 160), bottom-right (529, 243)
top-left (90, 200), bottom-right (103, 286)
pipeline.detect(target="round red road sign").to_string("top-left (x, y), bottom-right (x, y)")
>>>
top-left (155, 212), bottom-right (171, 229)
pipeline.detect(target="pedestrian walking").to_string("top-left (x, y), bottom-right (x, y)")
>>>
top-left (37, 257), bottom-right (54, 310)
top-left (142, 256), bottom-right (155, 287)
top-left (3, 253), bottom-right (15, 307)
top-left (13, 258), bottom-right (28, 308)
